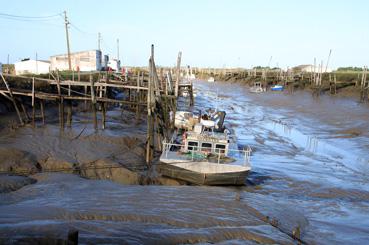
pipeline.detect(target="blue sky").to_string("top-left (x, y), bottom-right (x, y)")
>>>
top-left (0, 0), bottom-right (368, 69)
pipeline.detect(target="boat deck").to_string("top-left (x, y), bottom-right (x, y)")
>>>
top-left (160, 151), bottom-right (250, 173)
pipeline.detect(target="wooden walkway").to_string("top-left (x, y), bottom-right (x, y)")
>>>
top-left (0, 45), bottom-right (194, 166)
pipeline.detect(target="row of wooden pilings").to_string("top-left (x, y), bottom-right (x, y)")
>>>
top-left (197, 67), bottom-right (369, 102)
top-left (0, 45), bottom-right (188, 167)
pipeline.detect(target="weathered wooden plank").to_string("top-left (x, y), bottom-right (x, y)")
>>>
top-left (0, 74), bottom-right (24, 125)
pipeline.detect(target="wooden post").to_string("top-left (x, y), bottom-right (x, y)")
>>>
top-left (32, 77), bottom-right (35, 127)
top-left (56, 72), bottom-right (64, 129)
top-left (90, 74), bottom-right (98, 131)
top-left (67, 229), bottom-right (78, 245)
top-left (20, 102), bottom-right (30, 122)
top-left (136, 72), bottom-right (140, 121)
top-left (146, 60), bottom-right (152, 164)
top-left (146, 56), bottom-right (155, 165)
top-left (40, 100), bottom-right (45, 125)
top-left (60, 97), bottom-right (64, 129)
top-left (102, 102), bottom-right (106, 129)
top-left (160, 67), bottom-right (164, 90)
top-left (84, 85), bottom-right (87, 110)
top-left (0, 74), bottom-right (24, 125)
top-left (175, 51), bottom-right (182, 97)
top-left (67, 101), bottom-right (72, 127)
top-left (189, 83), bottom-right (194, 106)
top-left (360, 66), bottom-right (368, 102)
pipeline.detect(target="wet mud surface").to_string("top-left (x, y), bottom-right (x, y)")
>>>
top-left (0, 81), bottom-right (369, 244)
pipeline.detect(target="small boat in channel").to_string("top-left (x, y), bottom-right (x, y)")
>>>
top-left (271, 84), bottom-right (284, 91)
top-left (249, 81), bottom-right (266, 93)
top-left (207, 77), bottom-right (215, 82)
top-left (159, 110), bottom-right (252, 185)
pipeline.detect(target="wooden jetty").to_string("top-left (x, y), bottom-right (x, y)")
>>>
top-left (195, 66), bottom-right (368, 102)
top-left (0, 45), bottom-right (194, 165)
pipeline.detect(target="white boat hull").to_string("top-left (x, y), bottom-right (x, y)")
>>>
top-left (158, 162), bottom-right (250, 185)
top-left (159, 153), bottom-right (251, 185)
top-left (207, 77), bottom-right (215, 83)
top-left (249, 87), bottom-right (266, 93)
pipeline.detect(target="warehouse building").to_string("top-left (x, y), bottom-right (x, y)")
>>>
top-left (50, 50), bottom-right (102, 71)
top-left (14, 59), bottom-right (50, 75)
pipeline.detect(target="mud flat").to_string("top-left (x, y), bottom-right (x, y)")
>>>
top-left (0, 175), bottom-right (36, 193)
top-left (0, 173), bottom-right (298, 244)
top-left (195, 80), bottom-right (369, 244)
top-left (0, 81), bottom-right (369, 243)
top-left (0, 106), bottom-right (181, 187)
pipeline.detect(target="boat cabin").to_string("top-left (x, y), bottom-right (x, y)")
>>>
top-left (182, 124), bottom-right (230, 156)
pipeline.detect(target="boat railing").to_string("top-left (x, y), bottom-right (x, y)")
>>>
top-left (162, 142), bottom-right (252, 166)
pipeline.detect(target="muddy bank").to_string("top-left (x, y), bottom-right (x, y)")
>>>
top-left (0, 107), bottom-right (181, 187)
top-left (1, 80), bottom-right (369, 244)
top-left (208, 71), bottom-right (366, 100)
top-left (0, 173), bottom-right (298, 244)
top-left (0, 175), bottom-right (36, 193)
top-left (212, 80), bottom-right (369, 141)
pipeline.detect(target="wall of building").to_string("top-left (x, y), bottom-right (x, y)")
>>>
top-left (107, 59), bottom-right (121, 71)
top-left (50, 50), bottom-right (102, 71)
top-left (14, 60), bottom-right (50, 75)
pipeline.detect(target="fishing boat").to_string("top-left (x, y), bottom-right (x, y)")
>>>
top-left (159, 111), bottom-right (252, 185)
top-left (207, 77), bottom-right (215, 83)
top-left (174, 111), bottom-right (200, 131)
top-left (271, 84), bottom-right (284, 91)
top-left (249, 82), bottom-right (266, 93)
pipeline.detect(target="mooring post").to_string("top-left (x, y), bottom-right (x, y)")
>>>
top-left (136, 71), bottom-right (140, 121)
top-left (60, 97), bottom-right (64, 129)
top-left (32, 77), bottom-right (35, 127)
top-left (56, 72), bottom-right (64, 129)
top-left (189, 83), bottom-right (194, 106)
top-left (175, 51), bottom-right (182, 97)
top-left (84, 85), bottom-right (88, 110)
top-left (146, 46), bottom-right (156, 165)
top-left (67, 101), bottom-right (72, 127)
top-left (90, 74), bottom-right (98, 131)
top-left (67, 229), bottom-right (78, 245)
top-left (40, 100), bottom-right (45, 125)
top-left (102, 102), bottom-right (106, 129)
top-left (146, 59), bottom-right (153, 165)
top-left (66, 81), bottom-right (72, 127)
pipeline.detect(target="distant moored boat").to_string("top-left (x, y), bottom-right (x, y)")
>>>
top-left (271, 85), bottom-right (284, 91)
top-left (249, 82), bottom-right (266, 93)
top-left (207, 77), bottom-right (215, 83)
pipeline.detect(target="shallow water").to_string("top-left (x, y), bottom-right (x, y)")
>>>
top-left (194, 81), bottom-right (369, 244)
top-left (1, 81), bottom-right (369, 244)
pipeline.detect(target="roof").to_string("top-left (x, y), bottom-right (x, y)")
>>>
top-left (50, 49), bottom-right (101, 58)
top-left (15, 59), bottom-right (50, 64)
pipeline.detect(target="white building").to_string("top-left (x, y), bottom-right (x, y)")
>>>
top-left (14, 59), bottom-right (50, 75)
top-left (50, 50), bottom-right (102, 71)
top-left (107, 58), bottom-right (121, 71)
